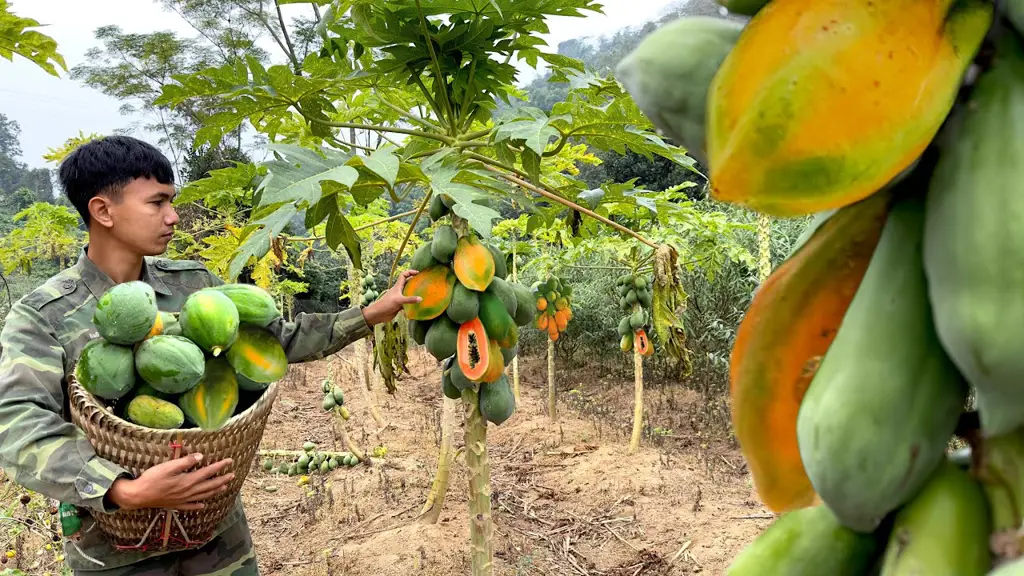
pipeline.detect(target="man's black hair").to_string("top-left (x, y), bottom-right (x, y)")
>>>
top-left (58, 135), bottom-right (175, 226)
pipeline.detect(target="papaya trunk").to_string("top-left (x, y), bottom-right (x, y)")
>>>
top-left (420, 396), bottom-right (458, 524)
top-left (757, 214), bottom-right (772, 282)
top-left (629, 344), bottom-right (644, 454)
top-left (462, 385), bottom-right (493, 575)
top-left (511, 244), bottom-right (521, 403)
top-left (547, 338), bottom-right (556, 423)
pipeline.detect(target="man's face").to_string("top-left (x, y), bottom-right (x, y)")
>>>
top-left (99, 177), bottom-right (179, 256)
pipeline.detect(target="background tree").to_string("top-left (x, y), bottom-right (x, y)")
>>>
top-left (0, 0), bottom-right (66, 77)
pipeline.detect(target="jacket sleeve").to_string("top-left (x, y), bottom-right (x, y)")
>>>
top-left (202, 271), bottom-right (372, 363)
top-left (0, 302), bottom-right (130, 513)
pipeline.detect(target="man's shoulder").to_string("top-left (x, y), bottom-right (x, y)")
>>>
top-left (147, 257), bottom-right (210, 273)
top-left (19, 267), bottom-right (84, 313)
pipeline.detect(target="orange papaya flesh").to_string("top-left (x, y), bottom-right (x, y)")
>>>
top-left (729, 190), bottom-right (891, 513)
top-left (457, 318), bottom-right (490, 381)
top-left (707, 0), bottom-right (993, 216)
top-left (634, 329), bottom-right (651, 356)
top-left (453, 235), bottom-right (495, 292)
top-left (403, 265), bottom-right (457, 321)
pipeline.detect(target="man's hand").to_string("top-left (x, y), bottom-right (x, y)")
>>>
top-left (107, 453), bottom-right (235, 511)
top-left (362, 269), bottom-right (422, 326)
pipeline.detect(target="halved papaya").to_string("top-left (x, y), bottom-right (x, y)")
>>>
top-left (403, 265), bottom-right (457, 321)
top-left (457, 318), bottom-right (490, 381)
top-left (634, 329), bottom-right (651, 356)
top-left (453, 235), bottom-right (495, 292)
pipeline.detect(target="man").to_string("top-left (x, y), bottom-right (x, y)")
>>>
top-left (0, 135), bottom-right (420, 575)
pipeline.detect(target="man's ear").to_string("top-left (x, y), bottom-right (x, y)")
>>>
top-left (87, 195), bottom-right (115, 229)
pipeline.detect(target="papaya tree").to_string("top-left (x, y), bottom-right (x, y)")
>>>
top-left (156, 2), bottom-right (699, 572)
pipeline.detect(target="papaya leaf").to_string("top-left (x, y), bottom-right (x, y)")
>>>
top-left (652, 244), bottom-right (690, 367)
top-left (493, 107), bottom-right (559, 156)
top-left (0, 1), bottom-right (67, 77)
top-left (360, 146), bottom-right (400, 187)
top-left (326, 210), bottom-right (362, 270)
top-left (258, 144), bottom-right (357, 208)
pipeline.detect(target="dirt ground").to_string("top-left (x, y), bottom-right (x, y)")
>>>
top-left (241, 348), bottom-right (771, 576)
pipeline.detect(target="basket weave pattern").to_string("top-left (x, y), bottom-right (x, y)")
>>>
top-left (68, 376), bottom-right (278, 551)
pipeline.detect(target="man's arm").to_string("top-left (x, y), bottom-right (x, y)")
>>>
top-left (204, 270), bottom-right (422, 363)
top-left (0, 302), bottom-right (129, 513)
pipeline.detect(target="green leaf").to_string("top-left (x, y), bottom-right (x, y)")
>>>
top-left (326, 210), bottom-right (362, 269)
top-left (360, 146), bottom-right (400, 187)
top-left (521, 149), bottom-right (541, 183)
top-left (0, 1), bottom-right (67, 77)
top-left (493, 107), bottom-right (559, 155)
top-left (258, 144), bottom-right (358, 207)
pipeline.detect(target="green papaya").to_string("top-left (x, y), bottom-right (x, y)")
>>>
top-left (619, 297), bottom-right (630, 312)
top-left (441, 360), bottom-right (461, 400)
top-left (488, 244), bottom-right (507, 280)
top-left (211, 283), bottom-right (281, 327)
top-left (509, 282), bottom-right (536, 327)
top-left (629, 310), bottom-right (645, 330)
top-left (446, 283), bottom-right (480, 324)
top-left (616, 16), bottom-right (743, 164)
top-left (134, 335), bottom-right (206, 394)
top-left (923, 34), bottom-right (1024, 437)
top-left (409, 319), bottom-right (431, 346)
top-left (75, 339), bottom-right (136, 400)
top-left (797, 194), bottom-right (968, 533)
top-left (431, 225), bottom-right (458, 263)
top-left (410, 242), bottom-right (439, 272)
top-left (449, 360), bottom-right (474, 391)
top-left (93, 281), bottom-right (160, 346)
top-left (478, 292), bottom-right (517, 349)
top-left (716, 0), bottom-right (768, 16)
top-left (479, 375), bottom-right (515, 425)
top-left (617, 316), bottom-right (632, 336)
top-left (878, 461), bottom-right (990, 576)
top-left (617, 284), bottom-right (631, 298)
top-left (428, 194), bottom-right (449, 222)
top-left (726, 505), bottom-right (881, 575)
top-left (424, 315), bottom-right (459, 362)
top-left (625, 290), bottom-right (638, 306)
top-left (486, 277), bottom-right (518, 319)
top-left (637, 288), bottom-right (652, 308)
top-left (500, 344), bottom-right (517, 367)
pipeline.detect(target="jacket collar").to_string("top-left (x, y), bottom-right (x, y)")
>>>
top-left (73, 246), bottom-right (172, 299)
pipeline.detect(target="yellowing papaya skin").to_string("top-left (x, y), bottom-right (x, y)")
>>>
top-left (707, 0), bottom-right (993, 216)
top-left (923, 33), bottom-right (1024, 438)
top-left (453, 235), bottom-right (495, 292)
top-left (402, 265), bottom-right (457, 321)
top-left (797, 193), bottom-right (968, 533)
top-left (478, 339), bottom-right (505, 383)
top-left (730, 191), bottom-right (891, 513)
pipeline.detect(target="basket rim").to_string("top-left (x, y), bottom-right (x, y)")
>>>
top-left (68, 374), bottom-right (278, 436)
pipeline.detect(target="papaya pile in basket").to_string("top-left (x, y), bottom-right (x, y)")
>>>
top-left (532, 276), bottom-right (572, 341)
top-left (76, 281), bottom-right (287, 432)
top-left (403, 211), bottom-right (534, 426)
top-left (618, 0), bottom-right (1024, 572)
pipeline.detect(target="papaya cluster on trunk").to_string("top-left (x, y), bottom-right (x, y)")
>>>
top-left (406, 224), bottom-right (529, 426)
top-left (262, 441), bottom-right (361, 477)
top-left (79, 282), bottom-right (288, 432)
top-left (614, 273), bottom-right (653, 357)
top-left (533, 276), bottom-right (572, 342)
top-left (622, 0), bottom-right (1024, 571)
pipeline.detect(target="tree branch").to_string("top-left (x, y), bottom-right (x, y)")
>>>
top-left (376, 95), bottom-right (443, 131)
top-left (307, 118), bottom-right (454, 144)
top-left (467, 156), bottom-right (658, 249)
top-left (283, 208), bottom-right (421, 242)
top-left (389, 192), bottom-right (432, 284)
top-left (274, 0), bottom-right (302, 74)
top-left (414, 0), bottom-right (455, 132)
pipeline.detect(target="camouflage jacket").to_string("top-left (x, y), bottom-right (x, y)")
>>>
top-left (0, 249), bottom-right (371, 570)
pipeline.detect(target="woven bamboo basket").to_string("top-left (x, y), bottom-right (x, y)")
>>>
top-left (68, 376), bottom-right (279, 551)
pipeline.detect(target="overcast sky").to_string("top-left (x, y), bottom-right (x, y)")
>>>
top-left (0, 0), bottom-right (679, 169)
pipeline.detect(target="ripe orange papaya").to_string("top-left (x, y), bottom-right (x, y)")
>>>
top-left (402, 265), bottom-right (456, 321)
top-left (730, 191), bottom-right (891, 513)
top-left (553, 310), bottom-right (568, 331)
top-left (707, 0), bottom-right (992, 216)
top-left (453, 235), bottom-right (495, 292)
top-left (548, 322), bottom-right (559, 341)
top-left (457, 318), bottom-right (490, 381)
top-left (536, 314), bottom-right (549, 331)
top-left (536, 297), bottom-right (548, 312)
